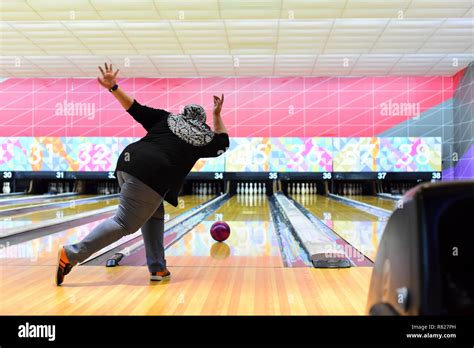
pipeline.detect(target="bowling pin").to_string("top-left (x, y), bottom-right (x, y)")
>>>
top-left (58, 182), bottom-right (64, 194)
top-left (296, 183), bottom-right (301, 195)
top-left (262, 183), bottom-right (266, 195)
top-left (2, 182), bottom-right (11, 194)
top-left (245, 182), bottom-right (249, 195)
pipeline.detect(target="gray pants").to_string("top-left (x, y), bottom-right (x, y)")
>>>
top-left (64, 171), bottom-right (167, 273)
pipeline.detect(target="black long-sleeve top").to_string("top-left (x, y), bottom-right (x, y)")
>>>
top-left (115, 100), bottom-right (229, 206)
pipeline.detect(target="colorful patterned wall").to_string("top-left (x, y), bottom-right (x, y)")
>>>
top-left (0, 136), bottom-right (442, 173)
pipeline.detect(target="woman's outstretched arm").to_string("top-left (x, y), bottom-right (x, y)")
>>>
top-left (97, 62), bottom-right (133, 111)
top-left (213, 94), bottom-right (228, 134)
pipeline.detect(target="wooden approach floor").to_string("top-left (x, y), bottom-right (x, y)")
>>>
top-left (0, 265), bottom-right (372, 315)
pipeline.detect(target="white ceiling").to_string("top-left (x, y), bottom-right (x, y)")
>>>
top-left (0, 0), bottom-right (473, 77)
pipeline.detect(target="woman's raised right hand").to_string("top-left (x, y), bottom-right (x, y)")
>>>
top-left (97, 62), bottom-right (119, 89)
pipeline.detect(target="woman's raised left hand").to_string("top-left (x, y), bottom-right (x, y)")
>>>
top-left (213, 94), bottom-right (224, 115)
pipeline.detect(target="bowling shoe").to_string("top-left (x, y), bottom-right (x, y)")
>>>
top-left (55, 246), bottom-right (73, 286)
top-left (150, 268), bottom-right (171, 281)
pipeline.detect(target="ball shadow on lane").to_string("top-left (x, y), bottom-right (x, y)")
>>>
top-left (210, 242), bottom-right (230, 260)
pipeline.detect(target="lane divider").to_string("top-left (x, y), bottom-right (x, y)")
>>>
top-left (377, 193), bottom-right (403, 201)
top-left (274, 193), bottom-right (351, 268)
top-left (328, 193), bottom-right (391, 220)
top-left (268, 195), bottom-right (313, 267)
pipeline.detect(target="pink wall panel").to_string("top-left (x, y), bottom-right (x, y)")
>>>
top-left (0, 76), bottom-right (453, 138)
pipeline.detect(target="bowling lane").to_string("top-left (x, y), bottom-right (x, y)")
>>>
top-left (164, 195), bottom-right (284, 268)
top-left (0, 194), bottom-right (94, 212)
top-left (0, 195), bottom-right (213, 266)
top-left (344, 195), bottom-right (397, 211)
top-left (293, 194), bottom-right (387, 262)
top-left (0, 193), bottom-right (29, 200)
top-left (0, 197), bottom-right (119, 237)
top-left (164, 195), bottom-right (215, 222)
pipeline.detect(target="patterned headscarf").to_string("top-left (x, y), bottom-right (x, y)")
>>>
top-left (167, 104), bottom-right (215, 146)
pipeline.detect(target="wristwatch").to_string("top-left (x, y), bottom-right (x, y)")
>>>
top-left (109, 84), bottom-right (119, 92)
